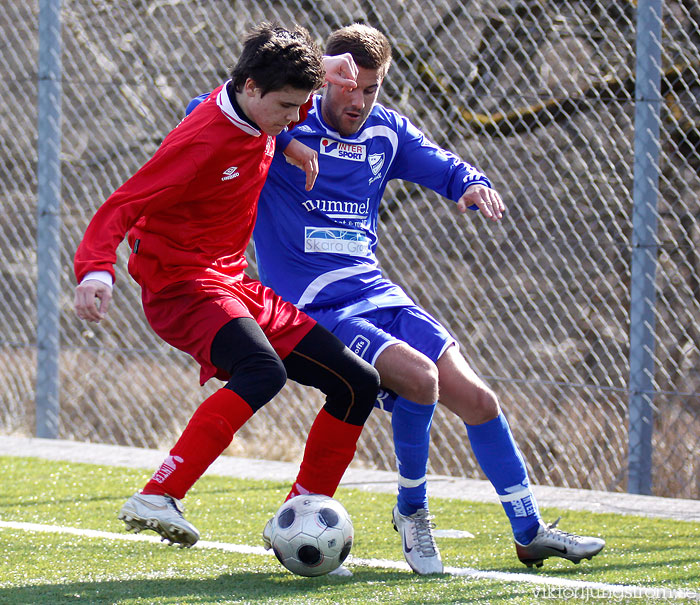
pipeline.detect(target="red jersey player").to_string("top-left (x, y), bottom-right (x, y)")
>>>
top-left (73, 23), bottom-right (379, 547)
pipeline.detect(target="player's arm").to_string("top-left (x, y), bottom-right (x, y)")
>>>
top-left (391, 115), bottom-right (505, 222)
top-left (73, 141), bottom-right (200, 322)
top-left (283, 138), bottom-right (318, 191)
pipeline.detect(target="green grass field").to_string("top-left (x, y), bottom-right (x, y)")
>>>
top-left (1, 456), bottom-right (698, 604)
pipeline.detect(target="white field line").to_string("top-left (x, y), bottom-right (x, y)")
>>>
top-left (1, 520), bottom-right (697, 601)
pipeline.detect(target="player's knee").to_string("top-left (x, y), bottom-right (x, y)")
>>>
top-left (225, 351), bottom-right (287, 410)
top-left (399, 359), bottom-right (439, 405)
top-left (357, 361), bottom-right (381, 406)
top-left (418, 360), bottom-right (440, 403)
top-left (471, 385), bottom-right (500, 423)
top-left (259, 356), bottom-right (288, 401)
top-left (347, 359), bottom-right (381, 423)
top-left (324, 358), bottom-right (380, 426)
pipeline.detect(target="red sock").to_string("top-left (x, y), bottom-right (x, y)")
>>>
top-left (287, 408), bottom-right (363, 500)
top-left (142, 388), bottom-right (253, 499)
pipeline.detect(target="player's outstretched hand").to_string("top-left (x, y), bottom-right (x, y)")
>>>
top-left (284, 138), bottom-right (319, 191)
top-left (322, 53), bottom-right (358, 90)
top-left (457, 184), bottom-right (505, 222)
top-left (74, 279), bottom-right (112, 323)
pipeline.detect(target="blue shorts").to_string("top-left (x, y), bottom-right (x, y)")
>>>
top-left (306, 284), bottom-right (456, 412)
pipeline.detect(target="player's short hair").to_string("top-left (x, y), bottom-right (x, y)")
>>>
top-left (325, 24), bottom-right (392, 79)
top-left (231, 23), bottom-right (325, 95)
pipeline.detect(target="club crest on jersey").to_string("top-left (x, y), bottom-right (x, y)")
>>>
top-left (320, 137), bottom-right (366, 161)
top-left (369, 152), bottom-right (384, 175)
top-left (221, 166), bottom-right (240, 181)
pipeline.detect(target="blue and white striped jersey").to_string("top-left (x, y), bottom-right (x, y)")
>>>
top-left (253, 94), bottom-right (491, 310)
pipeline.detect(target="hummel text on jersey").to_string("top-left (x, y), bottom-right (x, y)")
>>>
top-left (300, 198), bottom-right (369, 219)
top-left (221, 166), bottom-right (240, 181)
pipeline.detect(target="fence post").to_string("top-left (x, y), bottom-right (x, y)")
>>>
top-left (36, 0), bottom-right (62, 438)
top-left (628, 0), bottom-right (663, 495)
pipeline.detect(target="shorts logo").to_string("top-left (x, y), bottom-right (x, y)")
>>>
top-left (320, 138), bottom-right (366, 161)
top-left (349, 335), bottom-right (371, 358)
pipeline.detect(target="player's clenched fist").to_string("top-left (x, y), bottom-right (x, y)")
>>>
top-left (322, 52), bottom-right (358, 90)
top-left (74, 279), bottom-right (112, 322)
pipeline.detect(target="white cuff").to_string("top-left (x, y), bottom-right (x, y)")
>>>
top-left (81, 271), bottom-right (113, 289)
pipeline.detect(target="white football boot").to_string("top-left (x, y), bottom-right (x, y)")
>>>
top-left (392, 505), bottom-right (444, 574)
top-left (515, 518), bottom-right (605, 567)
top-left (118, 492), bottom-right (200, 548)
top-left (328, 565), bottom-right (353, 577)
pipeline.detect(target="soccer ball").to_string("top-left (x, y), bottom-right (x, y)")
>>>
top-left (268, 494), bottom-right (354, 577)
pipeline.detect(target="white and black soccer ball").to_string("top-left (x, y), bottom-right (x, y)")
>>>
top-left (269, 494), bottom-right (354, 577)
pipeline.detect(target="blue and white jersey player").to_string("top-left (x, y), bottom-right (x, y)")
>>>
top-left (255, 100), bottom-right (495, 398)
top-left (189, 23), bottom-right (605, 575)
top-left (257, 24), bottom-right (606, 574)
top-left (254, 102), bottom-right (492, 318)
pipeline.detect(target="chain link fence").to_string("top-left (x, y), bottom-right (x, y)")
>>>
top-left (2, 0), bottom-right (699, 499)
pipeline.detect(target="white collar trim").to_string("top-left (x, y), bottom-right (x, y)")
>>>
top-left (216, 80), bottom-right (261, 137)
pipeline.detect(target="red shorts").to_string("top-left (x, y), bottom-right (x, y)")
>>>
top-left (141, 274), bottom-right (315, 385)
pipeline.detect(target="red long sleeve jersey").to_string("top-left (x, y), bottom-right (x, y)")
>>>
top-left (74, 83), bottom-right (305, 293)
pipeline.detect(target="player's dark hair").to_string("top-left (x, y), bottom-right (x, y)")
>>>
top-left (325, 23), bottom-right (392, 78)
top-left (231, 23), bottom-right (325, 95)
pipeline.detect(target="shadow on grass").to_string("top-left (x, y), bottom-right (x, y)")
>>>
top-left (0, 568), bottom-right (517, 605)
top-left (498, 556), bottom-right (700, 590)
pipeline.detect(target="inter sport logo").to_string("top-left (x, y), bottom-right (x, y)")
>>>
top-left (320, 138), bottom-right (366, 161)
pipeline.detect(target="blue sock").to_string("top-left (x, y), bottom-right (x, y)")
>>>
top-left (466, 413), bottom-right (541, 544)
top-left (392, 396), bottom-right (435, 516)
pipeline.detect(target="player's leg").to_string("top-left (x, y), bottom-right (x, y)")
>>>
top-left (144, 317), bottom-right (287, 498)
top-left (437, 346), bottom-right (538, 535)
top-left (375, 343), bottom-right (437, 515)
top-left (375, 342), bottom-right (438, 405)
top-left (331, 311), bottom-right (442, 574)
top-left (332, 315), bottom-right (438, 517)
top-left (120, 317), bottom-right (287, 546)
top-left (437, 346), bottom-right (605, 566)
top-left (281, 323), bottom-right (380, 499)
top-left (388, 396), bottom-right (442, 575)
top-left (261, 322), bottom-right (379, 561)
